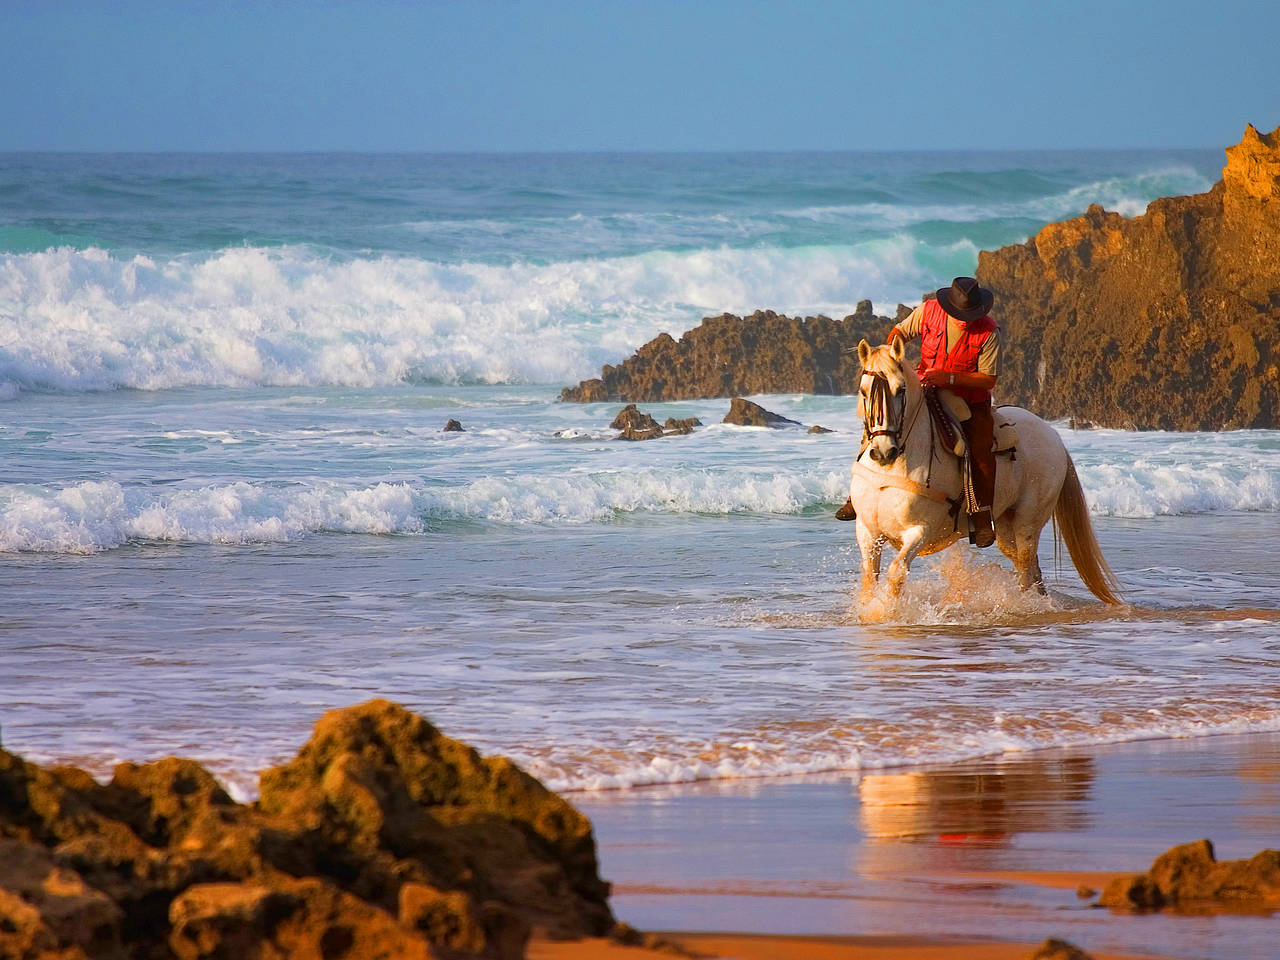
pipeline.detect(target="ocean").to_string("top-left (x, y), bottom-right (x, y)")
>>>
top-left (2, 149), bottom-right (1278, 803)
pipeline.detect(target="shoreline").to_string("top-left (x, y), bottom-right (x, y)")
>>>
top-left (571, 730), bottom-right (1280, 960)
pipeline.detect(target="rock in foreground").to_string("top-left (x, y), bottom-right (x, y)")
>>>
top-left (1028, 939), bottom-right (1096, 960)
top-left (1100, 838), bottom-right (1280, 911)
top-left (980, 124), bottom-right (1280, 430)
top-left (0, 699), bottom-right (613, 959)
top-left (560, 304), bottom-right (894, 403)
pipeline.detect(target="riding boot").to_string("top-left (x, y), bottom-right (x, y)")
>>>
top-left (962, 399), bottom-right (997, 548)
top-left (835, 498), bottom-right (857, 521)
top-left (969, 508), bottom-right (995, 547)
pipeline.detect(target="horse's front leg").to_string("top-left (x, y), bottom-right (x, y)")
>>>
top-left (886, 525), bottom-right (929, 599)
top-left (855, 519), bottom-right (883, 605)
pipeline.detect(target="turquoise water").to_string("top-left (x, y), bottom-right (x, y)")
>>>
top-left (3, 150), bottom-right (1278, 802)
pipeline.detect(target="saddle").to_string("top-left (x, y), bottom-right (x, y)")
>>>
top-left (924, 390), bottom-right (1020, 459)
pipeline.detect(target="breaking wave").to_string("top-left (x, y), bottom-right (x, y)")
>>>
top-left (2, 450), bottom-right (1276, 554)
top-left (0, 241), bottom-right (956, 393)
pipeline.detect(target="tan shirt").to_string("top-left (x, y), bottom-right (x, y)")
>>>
top-left (893, 303), bottom-right (1001, 377)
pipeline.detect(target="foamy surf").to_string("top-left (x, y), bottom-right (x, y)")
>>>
top-left (0, 240), bottom-right (948, 394)
top-left (510, 702), bottom-right (1280, 793)
top-left (2, 440), bottom-right (1276, 554)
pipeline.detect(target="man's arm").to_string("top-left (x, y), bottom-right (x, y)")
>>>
top-left (888, 304), bottom-right (924, 343)
top-left (919, 369), bottom-right (997, 390)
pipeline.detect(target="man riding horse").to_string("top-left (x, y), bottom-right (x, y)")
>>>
top-left (837, 276), bottom-right (1000, 548)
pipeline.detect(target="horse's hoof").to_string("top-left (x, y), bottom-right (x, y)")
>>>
top-left (859, 596), bottom-right (888, 622)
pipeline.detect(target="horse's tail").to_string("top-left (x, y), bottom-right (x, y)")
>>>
top-left (1055, 456), bottom-right (1123, 605)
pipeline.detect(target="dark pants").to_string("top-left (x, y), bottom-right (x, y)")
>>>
top-left (963, 399), bottom-right (996, 511)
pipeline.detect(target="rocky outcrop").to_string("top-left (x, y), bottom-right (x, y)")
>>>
top-left (979, 123), bottom-right (1280, 429)
top-left (721, 398), bottom-right (800, 428)
top-left (0, 700), bottom-right (613, 960)
top-left (561, 302), bottom-right (895, 403)
top-left (561, 127), bottom-right (1279, 430)
top-left (444, 419), bottom-right (465, 432)
top-left (1099, 838), bottom-right (1280, 911)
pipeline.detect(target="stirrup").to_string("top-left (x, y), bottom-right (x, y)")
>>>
top-left (835, 498), bottom-right (857, 521)
top-left (968, 509), bottom-right (995, 548)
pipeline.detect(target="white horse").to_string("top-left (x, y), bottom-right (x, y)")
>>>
top-left (849, 338), bottom-right (1121, 609)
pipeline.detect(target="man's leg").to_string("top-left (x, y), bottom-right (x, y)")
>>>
top-left (963, 399), bottom-right (996, 547)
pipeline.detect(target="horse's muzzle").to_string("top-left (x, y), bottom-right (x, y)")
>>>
top-left (870, 444), bottom-right (899, 464)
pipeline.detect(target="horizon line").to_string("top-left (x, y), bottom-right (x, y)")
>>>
top-left (0, 144), bottom-right (1228, 157)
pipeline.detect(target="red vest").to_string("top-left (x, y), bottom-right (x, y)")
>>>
top-left (916, 299), bottom-right (996, 403)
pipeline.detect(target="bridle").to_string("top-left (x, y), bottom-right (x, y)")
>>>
top-left (860, 370), bottom-right (922, 450)
top-left (856, 361), bottom-right (961, 521)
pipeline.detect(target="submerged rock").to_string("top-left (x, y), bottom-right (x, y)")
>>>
top-left (0, 700), bottom-right (614, 960)
top-left (561, 304), bottom-right (893, 403)
top-left (807, 424), bottom-right (834, 434)
top-left (443, 419), bottom-right (465, 432)
top-left (979, 123), bottom-right (1280, 430)
top-left (722, 398), bottom-right (801, 428)
top-left (1099, 838), bottom-right (1280, 911)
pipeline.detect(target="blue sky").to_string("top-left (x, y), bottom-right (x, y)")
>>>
top-left (4, 0), bottom-right (1277, 152)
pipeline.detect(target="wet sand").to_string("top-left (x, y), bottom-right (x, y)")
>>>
top-left (562, 732), bottom-right (1280, 960)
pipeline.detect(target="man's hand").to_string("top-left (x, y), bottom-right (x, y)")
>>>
top-left (920, 369), bottom-right (997, 391)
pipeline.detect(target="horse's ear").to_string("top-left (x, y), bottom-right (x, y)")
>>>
top-left (857, 340), bottom-right (871, 366)
top-left (890, 336), bottom-right (905, 361)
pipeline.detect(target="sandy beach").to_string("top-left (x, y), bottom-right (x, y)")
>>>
top-left (557, 732), bottom-right (1280, 959)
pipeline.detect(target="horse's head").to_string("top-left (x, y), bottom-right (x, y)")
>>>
top-left (857, 337), bottom-right (915, 465)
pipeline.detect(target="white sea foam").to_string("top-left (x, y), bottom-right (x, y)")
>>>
top-left (0, 241), bottom-right (937, 394)
top-left (1076, 461), bottom-right (1280, 516)
top-left (1, 449), bottom-right (1275, 553)
top-left (524, 707), bottom-right (1280, 793)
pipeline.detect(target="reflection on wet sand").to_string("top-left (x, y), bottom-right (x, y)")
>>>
top-left (857, 757), bottom-right (1095, 875)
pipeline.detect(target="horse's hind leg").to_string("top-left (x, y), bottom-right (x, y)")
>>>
top-left (996, 510), bottom-right (1046, 593)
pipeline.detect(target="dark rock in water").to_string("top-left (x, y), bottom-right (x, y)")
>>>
top-left (807, 424), bottom-right (834, 434)
top-left (1028, 939), bottom-right (1096, 960)
top-left (722, 398), bottom-right (801, 428)
top-left (979, 123), bottom-right (1280, 430)
top-left (618, 424), bottom-right (665, 441)
top-left (443, 419), bottom-right (465, 432)
top-left (663, 416), bottom-right (701, 435)
top-left (611, 405), bottom-right (701, 439)
top-left (1099, 838), bottom-right (1280, 911)
top-left (561, 308), bottom-right (892, 402)
top-left (609, 404), bottom-right (658, 432)
top-left (0, 700), bottom-right (614, 960)
top-left (611, 404), bottom-right (665, 440)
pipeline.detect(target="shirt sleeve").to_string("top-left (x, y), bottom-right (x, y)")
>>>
top-left (892, 304), bottom-right (925, 340)
top-left (977, 325), bottom-right (1001, 377)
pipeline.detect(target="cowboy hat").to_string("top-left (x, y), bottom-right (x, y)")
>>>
top-left (935, 276), bottom-right (994, 323)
